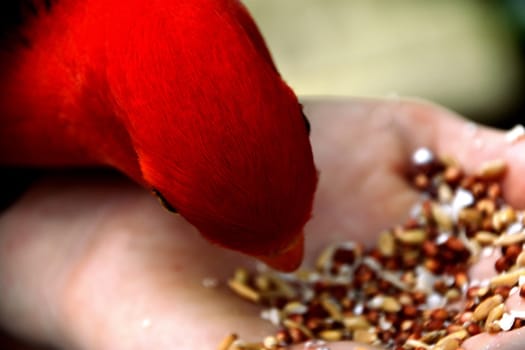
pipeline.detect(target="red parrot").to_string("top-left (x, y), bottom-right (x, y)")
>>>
top-left (0, 0), bottom-right (318, 271)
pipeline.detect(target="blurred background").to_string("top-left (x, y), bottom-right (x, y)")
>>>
top-left (244, 0), bottom-right (525, 128)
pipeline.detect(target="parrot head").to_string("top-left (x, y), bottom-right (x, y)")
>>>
top-left (139, 87), bottom-right (318, 272)
top-left (108, 0), bottom-right (318, 271)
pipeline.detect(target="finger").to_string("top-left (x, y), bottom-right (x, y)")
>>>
top-left (0, 174), bottom-right (275, 349)
top-left (303, 98), bottom-right (420, 251)
top-left (305, 97), bottom-right (525, 208)
top-left (462, 328), bottom-right (525, 350)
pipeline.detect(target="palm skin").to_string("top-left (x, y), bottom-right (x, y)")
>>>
top-left (1, 98), bottom-right (525, 350)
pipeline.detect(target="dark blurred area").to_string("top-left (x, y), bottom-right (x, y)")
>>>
top-left (245, 0), bottom-right (525, 129)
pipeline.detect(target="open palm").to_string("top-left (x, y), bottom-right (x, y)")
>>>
top-left (1, 98), bottom-right (525, 350)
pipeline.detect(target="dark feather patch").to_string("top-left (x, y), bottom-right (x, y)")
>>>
top-left (0, 0), bottom-right (56, 47)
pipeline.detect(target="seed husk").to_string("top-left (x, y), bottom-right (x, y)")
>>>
top-left (265, 274), bottom-right (296, 299)
top-left (474, 231), bottom-right (498, 245)
top-left (517, 251), bottom-right (525, 267)
top-left (228, 280), bottom-right (261, 303)
top-left (318, 329), bottom-right (344, 341)
top-left (315, 244), bottom-right (336, 272)
top-left (493, 232), bottom-right (525, 246)
top-left (380, 296), bottom-right (402, 313)
top-left (353, 329), bottom-right (378, 345)
top-left (492, 207), bottom-right (517, 231)
top-left (378, 231), bottom-right (396, 257)
top-left (233, 268), bottom-right (250, 284)
top-left (434, 337), bottom-right (461, 350)
top-left (432, 203), bottom-right (453, 230)
top-left (436, 329), bottom-right (468, 345)
top-left (282, 301), bottom-right (307, 315)
top-left (490, 269), bottom-right (525, 288)
top-left (282, 319), bottom-right (314, 339)
top-left (476, 159), bottom-right (506, 180)
top-left (218, 334), bottom-right (238, 350)
top-left (254, 275), bottom-right (272, 292)
top-left (472, 295), bottom-right (504, 322)
top-left (485, 303), bottom-right (505, 331)
top-left (320, 296), bottom-right (343, 320)
top-left (395, 229), bottom-right (427, 245)
top-left (404, 339), bottom-right (430, 349)
top-left (344, 315), bottom-right (371, 330)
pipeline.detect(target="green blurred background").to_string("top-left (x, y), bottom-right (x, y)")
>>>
top-left (244, 0), bottom-right (525, 128)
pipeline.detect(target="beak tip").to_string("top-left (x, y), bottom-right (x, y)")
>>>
top-left (256, 232), bottom-right (304, 272)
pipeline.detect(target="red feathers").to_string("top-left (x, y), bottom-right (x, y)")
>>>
top-left (0, 0), bottom-right (318, 270)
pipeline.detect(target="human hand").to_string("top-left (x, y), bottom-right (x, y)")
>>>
top-left (1, 97), bottom-right (525, 349)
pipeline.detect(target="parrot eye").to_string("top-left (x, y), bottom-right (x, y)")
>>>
top-left (151, 188), bottom-right (178, 213)
top-left (301, 110), bottom-right (311, 136)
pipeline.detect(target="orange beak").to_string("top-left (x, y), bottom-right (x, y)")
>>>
top-left (256, 232), bottom-right (304, 272)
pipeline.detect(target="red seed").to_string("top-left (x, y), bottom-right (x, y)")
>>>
top-left (402, 305), bottom-right (419, 318)
top-left (495, 256), bottom-right (511, 273)
top-left (445, 237), bottom-right (465, 252)
top-left (430, 308), bottom-right (448, 321)
top-left (493, 286), bottom-right (511, 299)
top-left (414, 174), bottom-right (430, 189)
top-left (422, 240), bottom-right (439, 257)
top-left (505, 244), bottom-right (522, 261)
top-left (466, 323), bottom-right (481, 336)
top-left (444, 166), bottom-right (463, 185)
top-left (487, 183), bottom-right (502, 200)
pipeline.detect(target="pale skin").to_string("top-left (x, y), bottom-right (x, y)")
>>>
top-left (1, 98), bottom-right (525, 350)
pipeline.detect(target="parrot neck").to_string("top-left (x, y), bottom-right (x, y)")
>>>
top-left (0, 0), bottom-right (144, 185)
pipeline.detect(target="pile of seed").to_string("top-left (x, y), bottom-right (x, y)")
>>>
top-left (220, 147), bottom-right (525, 350)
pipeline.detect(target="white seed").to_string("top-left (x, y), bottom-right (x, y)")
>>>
top-left (499, 312), bottom-right (516, 331)
top-left (490, 269), bottom-right (525, 288)
top-left (412, 147), bottom-right (434, 165)
top-left (493, 232), bottom-right (525, 246)
top-left (505, 124), bottom-right (525, 144)
top-left (474, 231), bottom-right (498, 245)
